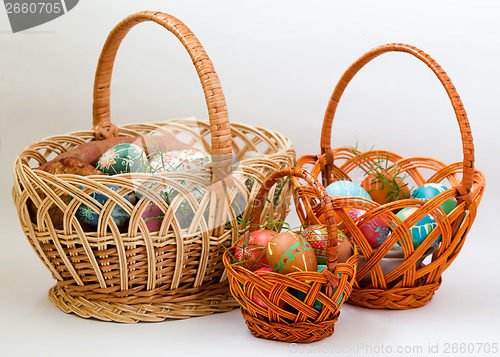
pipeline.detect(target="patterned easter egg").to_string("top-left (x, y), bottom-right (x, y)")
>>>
top-left (326, 180), bottom-right (371, 201)
top-left (411, 183), bottom-right (457, 215)
top-left (349, 208), bottom-right (391, 248)
top-left (142, 203), bottom-right (165, 232)
top-left (74, 185), bottom-right (131, 227)
top-left (148, 149), bottom-right (211, 173)
top-left (396, 207), bottom-right (441, 248)
top-left (234, 230), bottom-right (276, 270)
top-left (299, 225), bottom-right (350, 264)
top-left (266, 232), bottom-right (317, 274)
top-left (96, 143), bottom-right (147, 175)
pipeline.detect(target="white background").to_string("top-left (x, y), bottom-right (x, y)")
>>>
top-left (1, 1), bottom-right (499, 356)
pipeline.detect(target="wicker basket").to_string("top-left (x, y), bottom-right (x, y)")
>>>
top-left (12, 11), bottom-right (295, 323)
top-left (293, 43), bottom-right (485, 309)
top-left (223, 167), bottom-right (358, 343)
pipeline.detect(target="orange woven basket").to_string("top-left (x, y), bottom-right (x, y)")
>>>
top-left (293, 43), bottom-right (485, 309)
top-left (12, 11), bottom-right (295, 322)
top-left (223, 167), bottom-right (358, 343)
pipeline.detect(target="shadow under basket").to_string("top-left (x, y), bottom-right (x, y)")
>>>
top-left (12, 11), bottom-right (295, 322)
top-left (293, 43), bottom-right (485, 310)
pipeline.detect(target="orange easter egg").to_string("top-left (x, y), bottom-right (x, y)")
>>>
top-left (266, 232), bottom-right (317, 274)
top-left (361, 172), bottom-right (410, 205)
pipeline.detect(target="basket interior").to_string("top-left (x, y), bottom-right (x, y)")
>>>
top-left (12, 119), bottom-right (296, 294)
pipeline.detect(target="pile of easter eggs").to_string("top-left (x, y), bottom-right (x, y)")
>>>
top-left (233, 225), bottom-right (354, 311)
top-left (323, 176), bottom-right (457, 250)
top-left (74, 142), bottom-right (212, 231)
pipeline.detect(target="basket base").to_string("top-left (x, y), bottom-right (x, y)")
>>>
top-left (48, 284), bottom-right (238, 323)
top-left (240, 309), bottom-right (339, 343)
top-left (347, 280), bottom-right (442, 309)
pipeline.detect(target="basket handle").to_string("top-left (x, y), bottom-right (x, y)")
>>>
top-left (320, 43), bottom-right (475, 202)
top-left (92, 11), bottom-right (232, 178)
top-left (250, 167), bottom-right (339, 272)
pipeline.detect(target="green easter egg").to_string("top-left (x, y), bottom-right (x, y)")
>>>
top-left (96, 143), bottom-right (147, 175)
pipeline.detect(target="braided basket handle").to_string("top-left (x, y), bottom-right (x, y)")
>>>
top-left (320, 43), bottom-right (475, 199)
top-left (92, 11), bottom-right (232, 176)
top-left (250, 167), bottom-right (339, 272)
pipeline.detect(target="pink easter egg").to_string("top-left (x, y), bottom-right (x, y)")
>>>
top-left (349, 209), bottom-right (390, 248)
top-left (142, 203), bottom-right (164, 232)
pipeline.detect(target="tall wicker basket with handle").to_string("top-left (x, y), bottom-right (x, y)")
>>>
top-left (12, 11), bottom-right (295, 322)
top-left (293, 43), bottom-right (485, 309)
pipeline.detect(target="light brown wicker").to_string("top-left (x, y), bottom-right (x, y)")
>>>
top-left (12, 11), bottom-right (295, 322)
top-left (293, 43), bottom-right (485, 309)
top-left (224, 167), bottom-right (358, 343)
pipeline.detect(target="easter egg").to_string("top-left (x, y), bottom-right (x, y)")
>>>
top-left (361, 172), bottom-right (410, 205)
top-left (235, 230), bottom-right (276, 270)
top-left (349, 208), bottom-right (391, 248)
top-left (266, 232), bottom-right (317, 274)
top-left (96, 143), bottom-right (147, 175)
top-left (251, 267), bottom-right (287, 309)
top-left (74, 185), bottom-right (131, 227)
top-left (141, 203), bottom-right (165, 232)
top-left (325, 180), bottom-right (371, 201)
top-left (396, 207), bottom-right (441, 248)
top-left (299, 225), bottom-right (351, 264)
top-left (337, 235), bottom-right (353, 264)
top-left (411, 183), bottom-right (457, 215)
top-left (148, 149), bottom-right (211, 173)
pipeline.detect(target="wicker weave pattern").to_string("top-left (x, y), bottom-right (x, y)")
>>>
top-left (293, 43), bottom-right (485, 310)
top-left (224, 167), bottom-right (358, 343)
top-left (12, 12), bottom-right (295, 322)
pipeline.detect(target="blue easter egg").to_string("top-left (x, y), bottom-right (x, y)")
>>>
top-left (325, 180), bottom-right (371, 200)
top-left (74, 185), bottom-right (131, 227)
top-left (411, 183), bottom-right (456, 215)
top-left (396, 207), bottom-right (441, 248)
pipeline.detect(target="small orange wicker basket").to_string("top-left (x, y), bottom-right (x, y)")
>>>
top-left (293, 43), bottom-right (485, 309)
top-left (223, 167), bottom-right (358, 343)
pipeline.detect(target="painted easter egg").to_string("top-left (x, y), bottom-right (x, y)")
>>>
top-left (141, 203), bottom-right (165, 232)
top-left (411, 183), bottom-right (457, 215)
top-left (235, 230), bottom-right (276, 270)
top-left (349, 208), bottom-right (391, 248)
top-left (96, 143), bottom-right (147, 175)
top-left (396, 207), bottom-right (441, 248)
top-left (148, 149), bottom-right (211, 173)
top-left (251, 267), bottom-right (287, 309)
top-left (299, 225), bottom-right (351, 264)
top-left (326, 180), bottom-right (371, 201)
top-left (266, 232), bottom-right (317, 274)
top-left (74, 185), bottom-right (131, 227)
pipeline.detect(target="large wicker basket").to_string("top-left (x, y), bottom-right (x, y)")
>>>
top-left (224, 167), bottom-right (358, 343)
top-left (293, 43), bottom-right (485, 309)
top-left (12, 11), bottom-right (295, 322)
